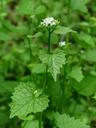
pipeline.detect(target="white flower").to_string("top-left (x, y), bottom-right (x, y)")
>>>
top-left (59, 41), bottom-right (66, 47)
top-left (41, 17), bottom-right (58, 27)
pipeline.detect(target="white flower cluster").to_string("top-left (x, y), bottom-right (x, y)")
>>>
top-left (59, 41), bottom-right (66, 47)
top-left (41, 17), bottom-right (58, 27)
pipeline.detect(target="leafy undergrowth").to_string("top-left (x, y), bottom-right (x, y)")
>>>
top-left (0, 0), bottom-right (96, 128)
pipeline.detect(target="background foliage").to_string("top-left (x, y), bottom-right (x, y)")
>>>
top-left (0, 0), bottom-right (96, 128)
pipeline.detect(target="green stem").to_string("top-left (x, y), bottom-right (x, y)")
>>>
top-left (39, 27), bottom-right (52, 128)
top-left (27, 38), bottom-right (32, 61)
top-left (39, 112), bottom-right (42, 128)
top-left (43, 27), bottom-right (52, 91)
top-left (48, 27), bottom-right (51, 53)
top-left (27, 37), bottom-right (33, 81)
top-left (43, 65), bottom-right (48, 91)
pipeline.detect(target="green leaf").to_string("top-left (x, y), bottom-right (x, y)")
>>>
top-left (0, 80), bottom-right (18, 94)
top-left (78, 33), bottom-right (95, 47)
top-left (47, 81), bottom-right (62, 108)
top-left (10, 82), bottom-right (49, 118)
top-left (22, 120), bottom-right (40, 128)
top-left (82, 49), bottom-right (96, 62)
top-left (20, 115), bottom-right (34, 121)
top-left (35, 5), bottom-right (46, 15)
top-left (71, 0), bottom-right (88, 13)
top-left (72, 75), bottom-right (96, 96)
top-left (0, 32), bottom-right (10, 41)
top-left (16, 0), bottom-right (34, 15)
top-left (54, 112), bottom-right (90, 128)
top-left (70, 66), bottom-right (84, 82)
top-left (28, 63), bottom-right (46, 74)
top-left (39, 49), bottom-right (66, 81)
top-left (54, 26), bottom-right (75, 35)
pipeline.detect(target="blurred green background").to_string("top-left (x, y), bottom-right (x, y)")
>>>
top-left (0, 0), bottom-right (96, 127)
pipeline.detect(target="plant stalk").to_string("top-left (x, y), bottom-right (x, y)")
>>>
top-left (39, 27), bottom-right (52, 128)
top-left (43, 27), bottom-right (52, 91)
top-left (39, 112), bottom-right (42, 128)
top-left (27, 38), bottom-right (33, 61)
top-left (48, 27), bottom-right (51, 53)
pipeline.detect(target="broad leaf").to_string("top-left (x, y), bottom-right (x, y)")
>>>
top-left (10, 82), bottom-right (49, 118)
top-left (82, 49), bottom-right (96, 62)
top-left (70, 66), bottom-right (84, 82)
top-left (0, 32), bottom-right (11, 41)
top-left (72, 75), bottom-right (96, 96)
top-left (71, 0), bottom-right (88, 13)
top-left (22, 120), bottom-right (40, 128)
top-left (35, 5), bottom-right (46, 15)
top-left (0, 80), bottom-right (18, 94)
top-left (54, 26), bottom-right (75, 35)
top-left (16, 0), bottom-right (34, 15)
top-left (78, 33), bottom-right (95, 47)
top-left (39, 49), bottom-right (66, 81)
top-left (54, 112), bottom-right (90, 128)
top-left (28, 63), bottom-right (46, 74)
